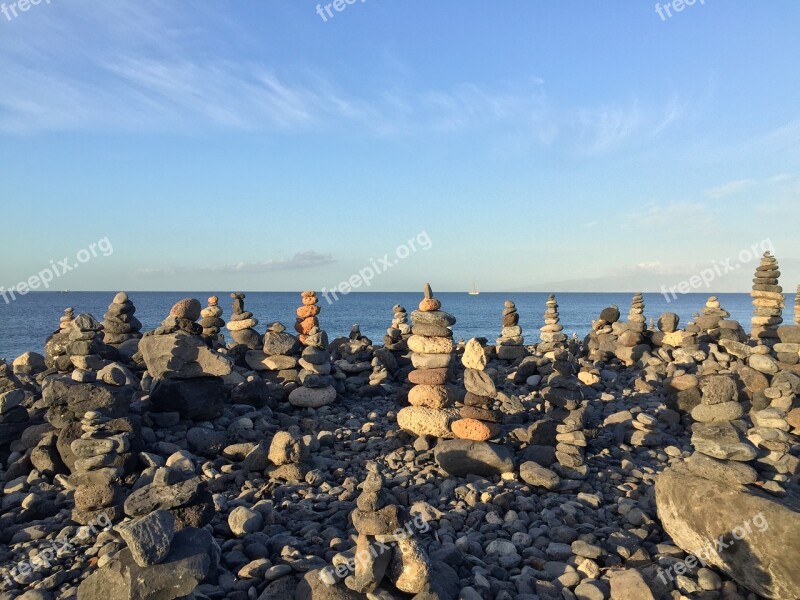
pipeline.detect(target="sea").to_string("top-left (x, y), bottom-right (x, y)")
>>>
top-left (0, 291), bottom-right (786, 361)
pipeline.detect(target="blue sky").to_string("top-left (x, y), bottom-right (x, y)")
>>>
top-left (0, 1), bottom-right (798, 293)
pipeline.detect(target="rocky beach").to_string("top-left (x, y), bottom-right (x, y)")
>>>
top-left (0, 265), bottom-right (796, 600)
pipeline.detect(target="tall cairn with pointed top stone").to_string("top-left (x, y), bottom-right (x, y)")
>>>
top-left (294, 291), bottom-right (321, 345)
top-left (199, 295), bottom-right (225, 340)
top-left (102, 292), bottom-right (142, 346)
top-left (226, 292), bottom-right (261, 349)
top-left (496, 300), bottom-right (527, 360)
top-left (751, 252), bottom-right (784, 343)
top-left (289, 325), bottom-right (336, 408)
top-left (397, 284), bottom-right (459, 440)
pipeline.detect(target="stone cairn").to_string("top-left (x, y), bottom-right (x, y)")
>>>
top-left (458, 338), bottom-right (502, 441)
top-left (496, 300), bottom-right (526, 361)
top-left (102, 292), bottom-right (142, 346)
top-left (289, 325), bottom-right (336, 408)
top-left (70, 410), bottom-right (131, 525)
top-left (751, 252), bottom-right (784, 344)
top-left (331, 325), bottom-right (374, 393)
top-left (0, 361), bottom-right (27, 446)
top-left (60, 307), bottom-right (74, 331)
top-left (626, 292), bottom-right (646, 334)
top-left (226, 292), bottom-right (261, 349)
top-left (325, 461), bottom-right (430, 594)
top-left (255, 322), bottom-right (301, 385)
top-left (687, 376), bottom-right (758, 490)
top-left (539, 294), bottom-right (568, 352)
top-left (584, 305), bottom-right (621, 361)
top-left (397, 284), bottom-right (459, 440)
top-left (294, 291), bottom-right (321, 345)
top-left (69, 314), bottom-right (108, 383)
top-left (199, 295), bottom-right (225, 341)
top-left (384, 304), bottom-right (412, 362)
top-left (749, 377), bottom-right (798, 494)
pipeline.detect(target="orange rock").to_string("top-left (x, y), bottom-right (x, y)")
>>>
top-left (295, 317), bottom-right (318, 334)
top-left (407, 368), bottom-right (448, 385)
top-left (419, 298), bottom-right (441, 312)
top-left (298, 334), bottom-right (308, 345)
top-left (296, 305), bottom-right (320, 319)
top-left (451, 418), bottom-right (500, 441)
top-left (302, 296), bottom-right (319, 306)
top-left (301, 291), bottom-right (316, 298)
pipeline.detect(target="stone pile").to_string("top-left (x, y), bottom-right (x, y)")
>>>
top-left (289, 325), bottom-right (336, 408)
top-left (70, 410), bottom-right (131, 525)
top-left (397, 284), bottom-right (459, 440)
top-left (687, 375), bottom-right (758, 488)
top-left (539, 294), bottom-right (567, 352)
top-left (626, 292), bottom-right (646, 332)
top-left (751, 252), bottom-right (784, 344)
top-left (199, 295), bottom-right (225, 341)
top-left (68, 314), bottom-right (108, 382)
top-left (246, 321), bottom-right (301, 387)
top-left (384, 304), bottom-right (412, 362)
top-left (226, 292), bottom-right (261, 349)
top-left (0, 360), bottom-right (27, 443)
top-left (496, 300), bottom-right (527, 360)
top-left (267, 426), bottom-right (310, 483)
top-left (331, 325), bottom-right (374, 393)
top-left (294, 290), bottom-right (321, 345)
top-left (748, 378), bottom-right (799, 493)
top-left (60, 307), bottom-right (74, 330)
top-left (457, 338), bottom-right (502, 442)
top-left (45, 308), bottom-right (77, 371)
top-left (102, 292), bottom-right (142, 346)
top-left (325, 461), bottom-right (430, 595)
top-left (583, 305), bottom-right (620, 361)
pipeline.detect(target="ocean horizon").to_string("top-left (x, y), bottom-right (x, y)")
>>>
top-left (1, 290), bottom-right (790, 361)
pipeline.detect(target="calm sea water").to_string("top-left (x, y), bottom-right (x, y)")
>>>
top-left (0, 291), bottom-right (786, 361)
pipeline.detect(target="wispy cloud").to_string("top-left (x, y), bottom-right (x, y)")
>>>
top-left (205, 251), bottom-right (335, 273)
top-left (621, 201), bottom-right (711, 229)
top-left (705, 178), bottom-right (756, 199)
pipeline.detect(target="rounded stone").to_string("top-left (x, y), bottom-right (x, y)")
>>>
top-left (461, 339), bottom-right (487, 370)
top-left (411, 352), bottom-right (452, 369)
top-left (408, 335), bottom-right (455, 355)
top-left (407, 368), bottom-right (448, 385)
top-left (113, 292), bottom-right (128, 304)
top-left (288, 385), bottom-right (336, 408)
top-left (451, 418), bottom-right (500, 441)
top-left (397, 406), bottom-right (458, 438)
top-left (407, 385), bottom-right (452, 409)
top-left (418, 298), bottom-right (441, 312)
top-left (169, 298), bottom-right (202, 322)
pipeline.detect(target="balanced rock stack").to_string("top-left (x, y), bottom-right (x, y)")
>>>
top-left (749, 378), bottom-right (799, 493)
top-left (45, 308), bottom-right (76, 371)
top-left (324, 461), bottom-right (430, 594)
top-left (69, 314), bottom-right (108, 382)
top-left (688, 376), bottom-right (758, 487)
top-left (384, 304), bottom-right (412, 358)
top-left (70, 410), bottom-right (131, 525)
top-left (294, 291), bottom-right (321, 345)
top-left (331, 325), bottom-right (374, 392)
top-left (698, 296), bottom-right (730, 330)
top-left (60, 307), bottom-right (74, 330)
top-left (289, 325), bottom-right (336, 408)
top-left (397, 284), bottom-right (459, 439)
top-left (0, 360), bottom-right (28, 443)
top-left (751, 252), bottom-right (784, 343)
top-left (199, 295), bottom-right (225, 340)
top-left (102, 292), bottom-right (142, 346)
top-left (496, 300), bottom-right (526, 360)
top-left (456, 338), bottom-right (502, 442)
top-left (625, 292), bottom-right (646, 333)
top-left (584, 305), bottom-right (621, 361)
top-left (539, 294), bottom-right (568, 351)
top-left (226, 292), bottom-right (261, 349)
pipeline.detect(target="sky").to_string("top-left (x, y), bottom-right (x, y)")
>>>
top-left (0, 1), bottom-right (799, 294)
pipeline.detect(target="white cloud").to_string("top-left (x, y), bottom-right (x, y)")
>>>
top-left (705, 178), bottom-right (756, 199)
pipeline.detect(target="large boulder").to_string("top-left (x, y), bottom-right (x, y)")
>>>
top-left (139, 333), bottom-right (232, 379)
top-left (77, 527), bottom-right (218, 599)
top-left (434, 440), bottom-right (514, 477)
top-left (149, 377), bottom-right (226, 421)
top-left (42, 377), bottom-right (134, 427)
top-left (655, 464), bottom-right (800, 599)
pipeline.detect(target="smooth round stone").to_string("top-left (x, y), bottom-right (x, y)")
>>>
top-left (410, 310), bottom-right (456, 328)
top-left (113, 292), bottom-right (128, 304)
top-left (411, 352), bottom-right (452, 369)
top-left (451, 418), bottom-right (499, 441)
top-left (169, 298), bottom-right (201, 322)
top-left (460, 406), bottom-right (502, 422)
top-left (296, 305), bottom-right (320, 319)
top-left (397, 406), bottom-right (458, 438)
top-left (418, 298), bottom-right (441, 312)
top-left (411, 324), bottom-right (452, 338)
top-left (408, 385), bottom-right (452, 409)
top-left (227, 318), bottom-right (258, 331)
top-left (407, 368), bottom-right (448, 385)
top-left (288, 385), bottom-right (336, 408)
top-left (301, 295), bottom-right (319, 306)
top-left (407, 335), bottom-right (455, 354)
top-left (301, 347), bottom-right (330, 365)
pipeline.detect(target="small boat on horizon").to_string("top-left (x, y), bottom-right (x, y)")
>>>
top-left (468, 280), bottom-right (479, 295)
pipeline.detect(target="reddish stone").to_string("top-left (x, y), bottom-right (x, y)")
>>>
top-left (418, 298), bottom-right (441, 312)
top-left (451, 418), bottom-right (500, 441)
top-left (296, 305), bottom-right (320, 319)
